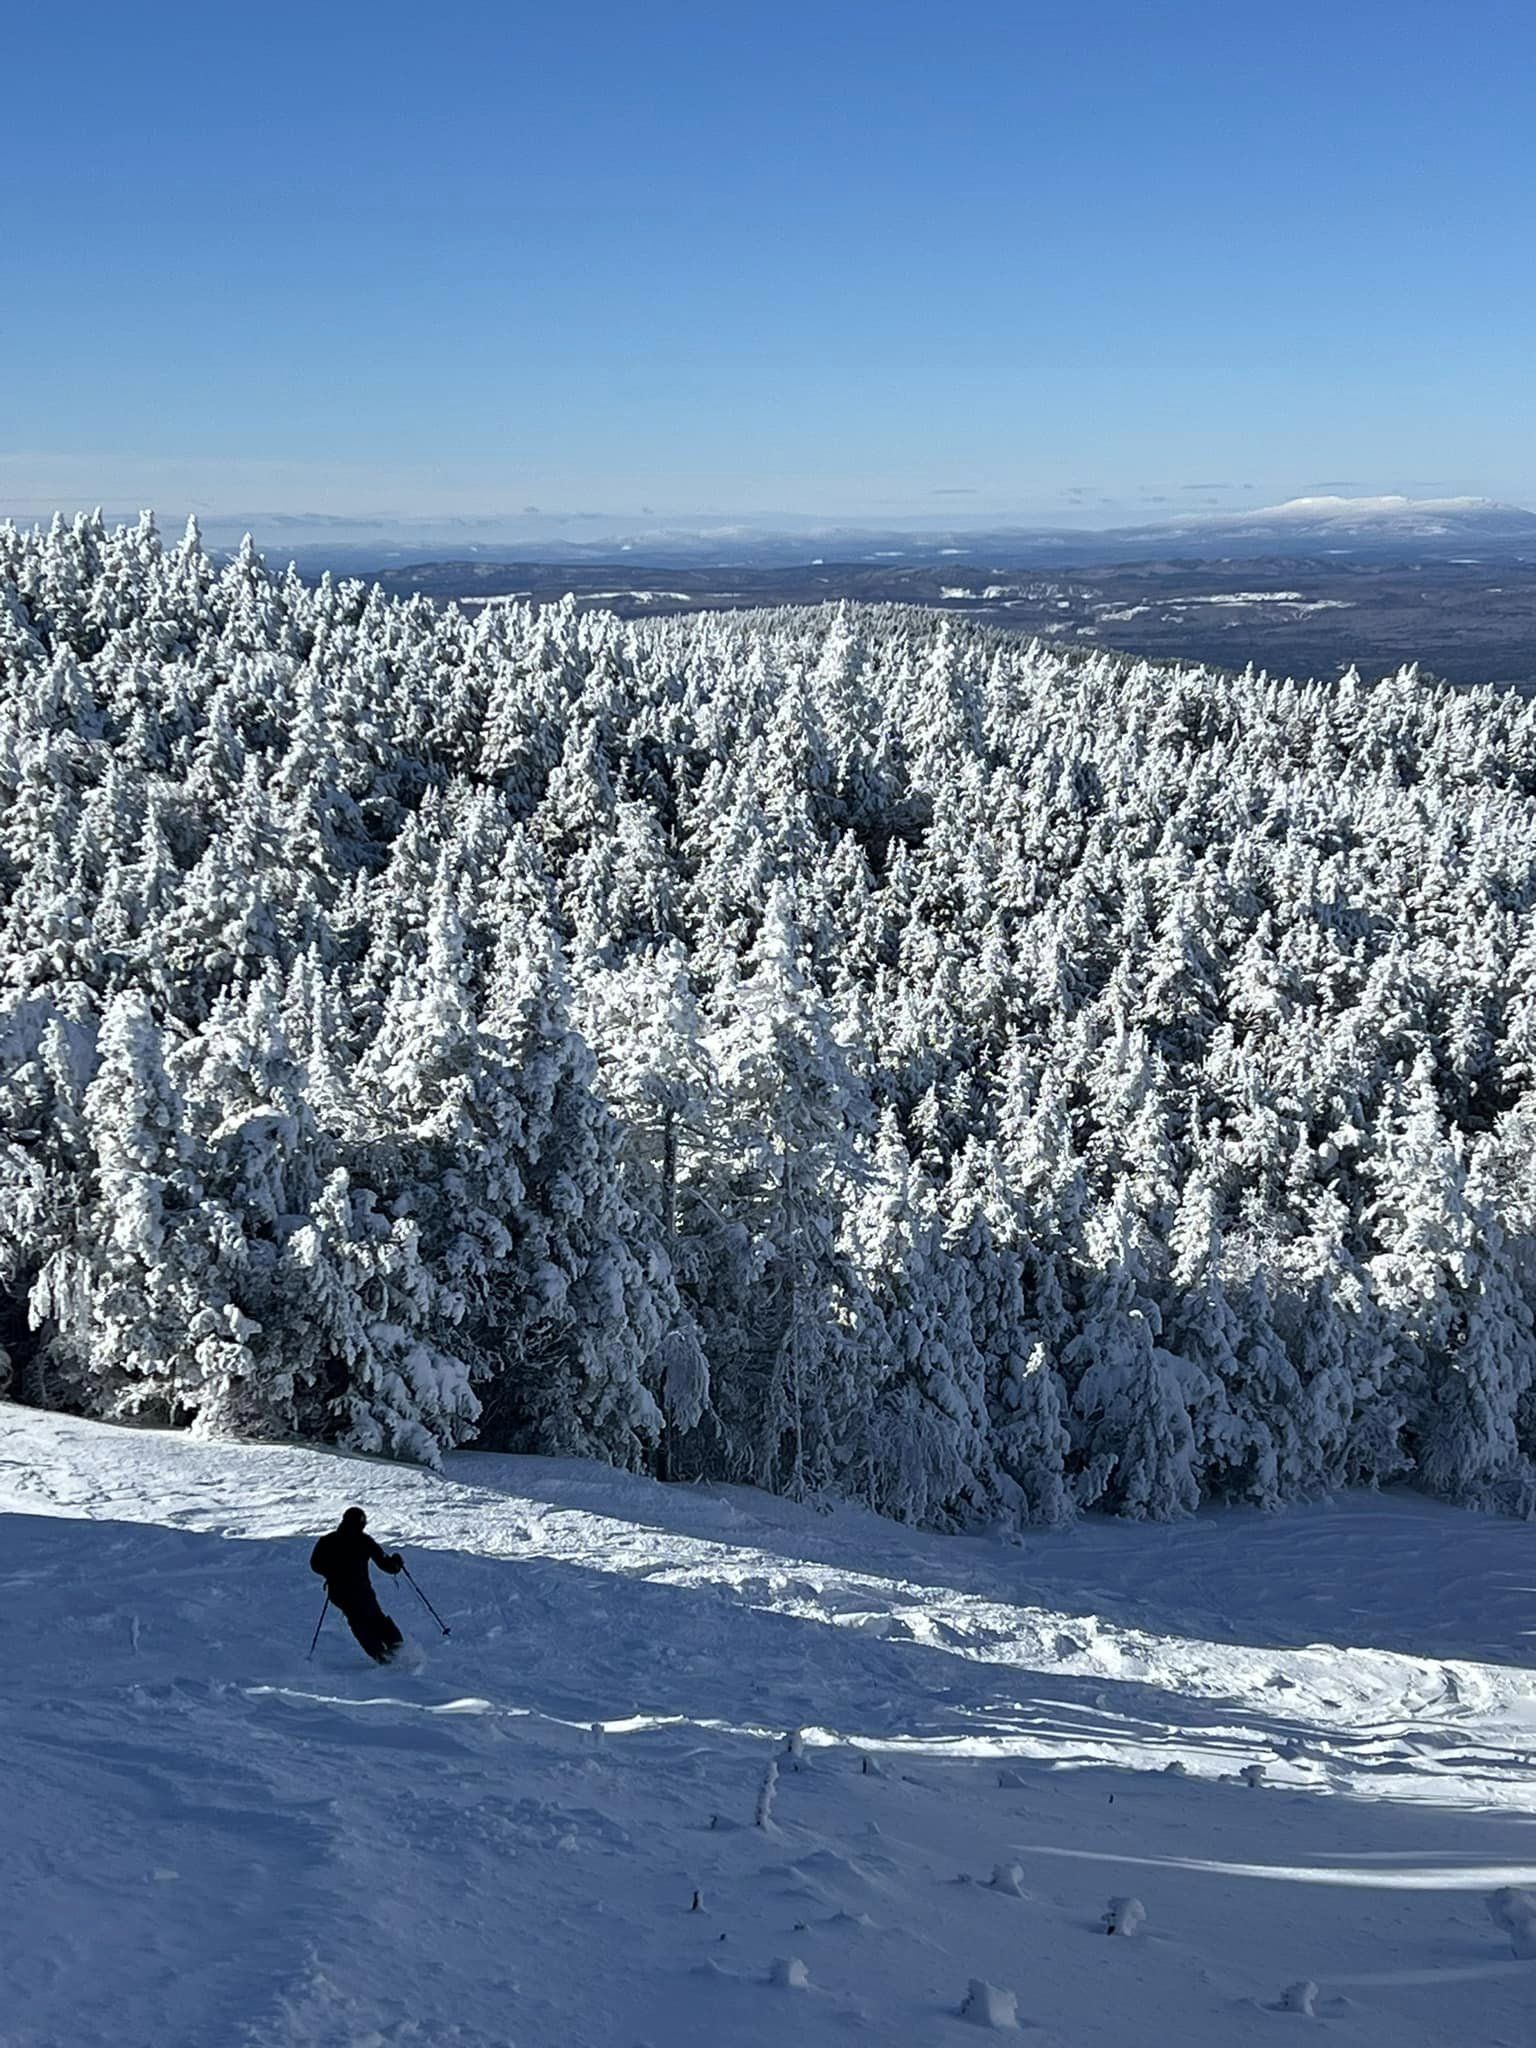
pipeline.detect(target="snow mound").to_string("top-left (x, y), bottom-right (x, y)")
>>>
top-left (1103, 1895), bottom-right (1146, 1937)
top-left (961, 1978), bottom-right (1019, 2028)
top-left (1487, 1886), bottom-right (1536, 1957)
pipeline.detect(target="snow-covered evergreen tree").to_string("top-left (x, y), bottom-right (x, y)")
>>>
top-left (1068, 1187), bottom-right (1209, 1520)
top-left (34, 990), bottom-right (213, 1424)
top-left (849, 1110), bottom-right (999, 1526)
top-left (704, 885), bottom-right (867, 1496)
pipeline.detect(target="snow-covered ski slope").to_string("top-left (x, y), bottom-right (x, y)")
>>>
top-left (6, 1406), bottom-right (1536, 2048)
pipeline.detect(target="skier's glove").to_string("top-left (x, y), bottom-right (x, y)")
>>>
top-left (386, 1553), bottom-right (404, 1573)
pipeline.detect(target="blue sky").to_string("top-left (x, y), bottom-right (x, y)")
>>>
top-left (5, 0), bottom-right (1534, 526)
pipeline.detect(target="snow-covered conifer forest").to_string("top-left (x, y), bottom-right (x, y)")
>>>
top-left (4, 509), bottom-right (1536, 1524)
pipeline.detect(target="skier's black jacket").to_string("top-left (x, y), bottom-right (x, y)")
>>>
top-left (309, 1524), bottom-right (404, 1604)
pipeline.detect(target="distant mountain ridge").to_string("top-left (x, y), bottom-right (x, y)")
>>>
top-left (9, 495), bottom-right (1535, 575)
top-left (1117, 494), bottom-right (1536, 546)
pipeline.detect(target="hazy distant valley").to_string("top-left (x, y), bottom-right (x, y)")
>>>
top-left (370, 551), bottom-right (1536, 690)
top-left (201, 496), bottom-right (1536, 689)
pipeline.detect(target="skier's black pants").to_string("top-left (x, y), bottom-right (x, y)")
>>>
top-left (333, 1589), bottom-right (402, 1664)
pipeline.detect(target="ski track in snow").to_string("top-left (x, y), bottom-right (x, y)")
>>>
top-left (6, 1406), bottom-right (1536, 2046)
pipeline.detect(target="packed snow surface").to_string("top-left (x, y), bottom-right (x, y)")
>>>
top-left (6, 1404), bottom-right (1536, 2047)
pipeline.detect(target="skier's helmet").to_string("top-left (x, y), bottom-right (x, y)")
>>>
top-left (342, 1506), bottom-right (367, 1530)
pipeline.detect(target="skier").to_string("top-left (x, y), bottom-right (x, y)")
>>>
top-left (309, 1506), bottom-right (406, 1664)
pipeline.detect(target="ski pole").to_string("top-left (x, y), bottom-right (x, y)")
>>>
top-left (307, 1594), bottom-right (330, 1659)
top-left (400, 1564), bottom-right (451, 1636)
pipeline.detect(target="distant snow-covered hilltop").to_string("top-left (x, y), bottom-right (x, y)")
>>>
top-left (3, 510), bottom-right (1536, 1524)
top-left (1145, 493), bottom-right (1536, 544)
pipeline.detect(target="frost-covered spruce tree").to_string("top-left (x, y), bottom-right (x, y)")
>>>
top-left (1410, 1132), bottom-right (1534, 1507)
top-left (0, 995), bottom-right (97, 1402)
top-left (993, 1342), bottom-right (1073, 1526)
top-left (1068, 1185), bottom-right (1209, 1519)
top-left (33, 989), bottom-right (216, 1423)
top-left (946, 1136), bottom-right (1074, 1524)
top-left (1222, 1265), bottom-right (1311, 1507)
top-left (1364, 1054), bottom-right (1534, 1502)
top-left (848, 1110), bottom-right (999, 1525)
top-left (704, 884), bottom-right (867, 1497)
top-left (355, 872), bottom-right (520, 1317)
top-left (575, 938), bottom-right (714, 1455)
top-left (1166, 1162), bottom-right (1250, 1491)
top-left (167, 969), bottom-right (329, 1435)
top-left (281, 1167), bottom-right (476, 1465)
top-left (472, 905), bottom-right (663, 1466)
